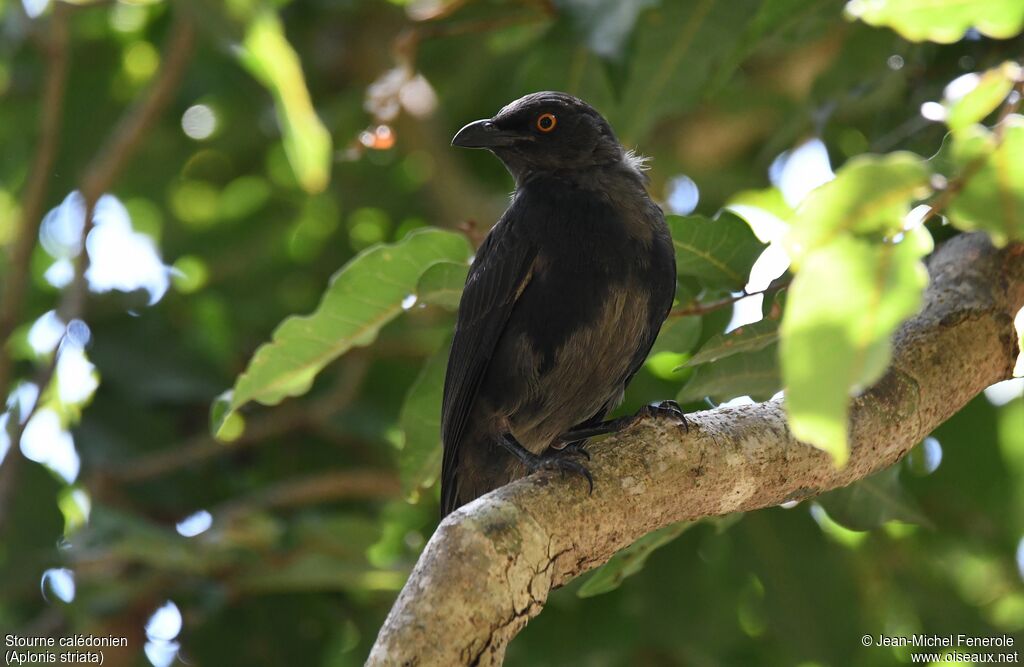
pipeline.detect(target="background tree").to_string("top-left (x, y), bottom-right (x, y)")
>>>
top-left (0, 1), bottom-right (1022, 666)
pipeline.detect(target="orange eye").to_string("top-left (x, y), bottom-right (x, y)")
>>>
top-left (536, 113), bottom-right (557, 132)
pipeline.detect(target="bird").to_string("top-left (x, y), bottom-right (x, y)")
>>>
top-left (441, 91), bottom-right (683, 517)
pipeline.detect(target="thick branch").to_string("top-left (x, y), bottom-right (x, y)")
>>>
top-left (367, 233), bottom-right (1024, 666)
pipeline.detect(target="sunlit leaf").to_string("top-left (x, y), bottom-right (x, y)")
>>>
top-left (845, 0), bottom-right (1024, 43)
top-left (578, 520), bottom-right (694, 598)
top-left (780, 227), bottom-right (933, 466)
top-left (945, 116), bottom-right (1024, 246)
top-left (686, 319), bottom-right (778, 367)
top-left (944, 62), bottom-right (1022, 135)
top-left (237, 10), bottom-right (332, 194)
top-left (398, 340), bottom-right (449, 501)
top-left (817, 466), bottom-right (932, 530)
top-left (788, 152), bottom-right (931, 260)
top-left (727, 186), bottom-right (794, 243)
top-left (668, 212), bottom-right (766, 291)
top-left (678, 343), bottom-right (780, 404)
top-left (226, 229), bottom-right (471, 419)
top-left (416, 261), bottom-right (469, 310)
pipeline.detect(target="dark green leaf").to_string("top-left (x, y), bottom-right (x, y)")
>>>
top-left (817, 466), bottom-right (933, 530)
top-left (686, 319), bottom-right (779, 367)
top-left (668, 212), bottom-right (766, 291)
top-left (399, 339), bottom-right (450, 501)
top-left (556, 0), bottom-right (657, 62)
top-left (678, 343), bottom-right (780, 404)
top-left (650, 316), bottom-right (702, 355)
top-left (578, 521), bottom-right (694, 598)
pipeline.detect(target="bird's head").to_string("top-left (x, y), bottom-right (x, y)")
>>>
top-left (452, 92), bottom-right (625, 180)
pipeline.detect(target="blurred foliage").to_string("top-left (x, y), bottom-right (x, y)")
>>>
top-left (0, 0), bottom-right (1023, 666)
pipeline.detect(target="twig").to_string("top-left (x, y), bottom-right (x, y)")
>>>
top-left (0, 4), bottom-right (70, 396)
top-left (0, 5), bottom-right (70, 536)
top-left (112, 355), bottom-right (372, 483)
top-left (215, 468), bottom-right (400, 520)
top-left (0, 9), bottom-right (197, 532)
top-left (919, 77), bottom-right (1024, 228)
top-left (669, 276), bottom-right (790, 318)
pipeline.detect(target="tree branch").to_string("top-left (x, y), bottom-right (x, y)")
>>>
top-left (0, 3), bottom-right (70, 395)
top-left (367, 233), bottom-right (1024, 666)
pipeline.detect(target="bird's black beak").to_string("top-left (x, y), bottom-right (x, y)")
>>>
top-left (451, 119), bottom-right (518, 149)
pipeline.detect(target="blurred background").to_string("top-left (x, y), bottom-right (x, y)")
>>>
top-left (0, 0), bottom-right (1022, 665)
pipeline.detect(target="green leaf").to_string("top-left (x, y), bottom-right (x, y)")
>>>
top-left (227, 229), bottom-right (471, 417)
top-left (398, 340), bottom-right (450, 501)
top-left (944, 62), bottom-right (1022, 135)
top-left (650, 316), bottom-right (702, 355)
top-left (416, 261), bottom-right (469, 310)
top-left (210, 390), bottom-right (244, 442)
top-left (817, 466), bottom-right (933, 530)
top-left (945, 117), bottom-right (1024, 246)
top-left (556, 0), bottom-right (657, 62)
top-left (578, 521), bottom-right (694, 598)
top-left (668, 212), bottom-right (766, 291)
top-left (780, 228), bottom-right (933, 466)
top-left (677, 343), bottom-right (780, 404)
top-left (788, 152), bottom-right (931, 259)
top-left (237, 10), bottom-right (333, 194)
top-left (613, 0), bottom-right (773, 142)
top-left (727, 186), bottom-right (794, 242)
top-left (686, 319), bottom-right (778, 366)
top-left (845, 0), bottom-right (1024, 43)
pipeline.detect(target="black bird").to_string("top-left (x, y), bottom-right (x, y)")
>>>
top-left (441, 91), bottom-right (681, 517)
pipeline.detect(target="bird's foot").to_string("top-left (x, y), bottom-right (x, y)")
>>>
top-left (558, 439), bottom-right (591, 460)
top-left (637, 400), bottom-right (689, 431)
top-left (537, 446), bottom-right (594, 493)
top-left (500, 434), bottom-right (593, 493)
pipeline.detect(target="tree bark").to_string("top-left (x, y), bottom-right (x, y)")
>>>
top-left (368, 233), bottom-right (1024, 667)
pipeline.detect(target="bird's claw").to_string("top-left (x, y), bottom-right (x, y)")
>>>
top-left (640, 400), bottom-right (689, 431)
top-left (535, 447), bottom-right (594, 493)
top-left (559, 440), bottom-right (591, 460)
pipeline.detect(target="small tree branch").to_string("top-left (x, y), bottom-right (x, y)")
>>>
top-left (111, 354), bottom-right (372, 483)
top-left (367, 233), bottom-right (1024, 666)
top-left (0, 4), bottom-right (70, 395)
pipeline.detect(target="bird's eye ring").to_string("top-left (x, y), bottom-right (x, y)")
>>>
top-left (536, 113), bottom-right (557, 133)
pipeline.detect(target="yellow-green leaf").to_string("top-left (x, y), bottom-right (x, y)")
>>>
top-left (946, 116), bottom-right (1024, 246)
top-left (944, 62), bottom-right (1022, 135)
top-left (238, 10), bottom-right (332, 193)
top-left (781, 227), bottom-right (933, 466)
top-left (226, 229), bottom-right (471, 418)
top-left (845, 0), bottom-right (1024, 44)
top-left (788, 152), bottom-right (930, 262)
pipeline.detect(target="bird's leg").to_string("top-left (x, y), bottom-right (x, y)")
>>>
top-left (556, 400), bottom-right (688, 443)
top-left (498, 433), bottom-right (593, 492)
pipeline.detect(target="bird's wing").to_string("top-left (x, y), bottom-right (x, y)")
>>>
top-left (440, 211), bottom-right (536, 516)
